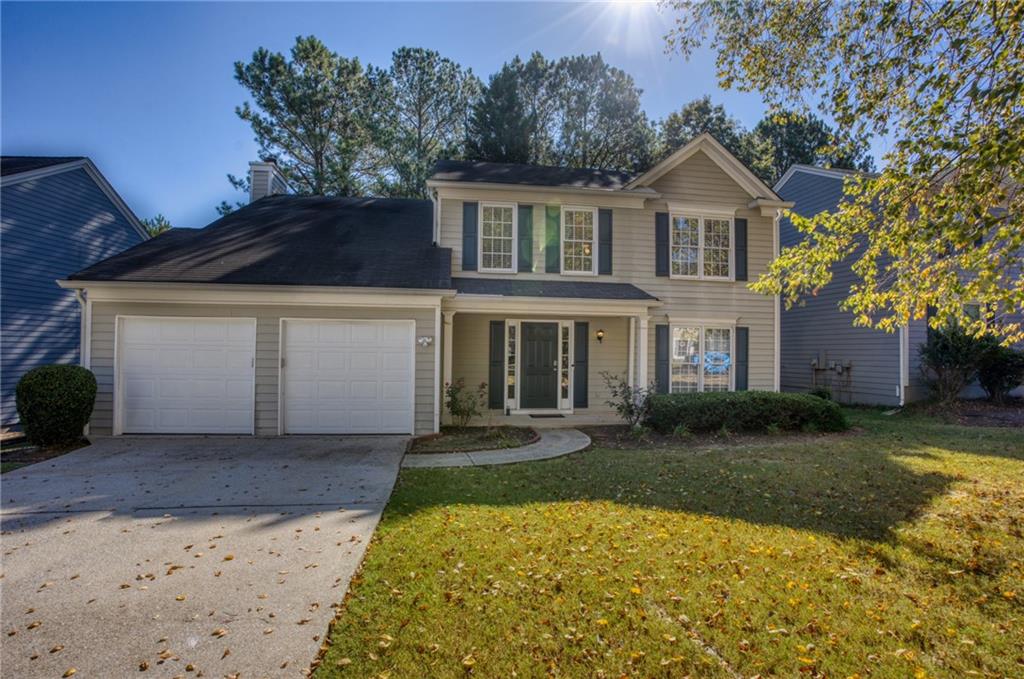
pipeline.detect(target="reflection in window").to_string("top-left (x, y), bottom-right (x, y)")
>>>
top-left (481, 205), bottom-right (514, 271)
top-left (670, 326), bottom-right (700, 393)
top-left (506, 324), bottom-right (516, 401)
top-left (703, 327), bottom-right (732, 392)
top-left (562, 209), bottom-right (595, 273)
top-left (671, 216), bottom-right (699, 277)
top-left (670, 325), bottom-right (732, 392)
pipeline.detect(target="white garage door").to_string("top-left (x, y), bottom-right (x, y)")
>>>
top-left (281, 319), bottom-right (415, 434)
top-left (118, 317), bottom-right (256, 434)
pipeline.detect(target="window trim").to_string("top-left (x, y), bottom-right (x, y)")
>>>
top-left (669, 322), bottom-right (736, 393)
top-left (669, 214), bottom-right (735, 282)
top-left (477, 201), bottom-right (518, 274)
top-left (560, 205), bottom-right (599, 276)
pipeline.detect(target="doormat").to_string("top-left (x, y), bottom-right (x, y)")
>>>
top-left (530, 414), bottom-right (565, 419)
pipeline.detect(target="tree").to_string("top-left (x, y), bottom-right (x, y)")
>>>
top-left (753, 110), bottom-right (874, 182)
top-left (140, 214), bottom-right (172, 237)
top-left (466, 55), bottom-right (552, 164)
top-left (658, 96), bottom-right (772, 180)
top-left (552, 54), bottom-right (654, 171)
top-left (366, 47), bottom-right (480, 198)
top-left (233, 35), bottom-right (371, 196)
top-left (665, 1), bottom-right (1024, 342)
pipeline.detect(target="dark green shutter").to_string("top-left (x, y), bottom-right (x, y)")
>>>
top-left (655, 324), bottom-right (669, 394)
top-left (518, 205), bottom-right (533, 272)
top-left (734, 218), bottom-right (748, 281)
top-left (573, 322), bottom-right (589, 408)
top-left (545, 205), bottom-right (561, 273)
top-left (655, 212), bottom-right (669, 277)
top-left (735, 326), bottom-right (749, 391)
top-left (598, 209), bottom-right (613, 275)
top-left (488, 321), bottom-right (504, 409)
top-left (462, 202), bottom-right (478, 271)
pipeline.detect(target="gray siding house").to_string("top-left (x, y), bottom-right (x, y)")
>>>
top-left (776, 164), bottom-right (1021, 405)
top-left (1, 157), bottom-right (147, 427)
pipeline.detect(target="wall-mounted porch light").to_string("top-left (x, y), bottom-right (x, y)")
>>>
top-left (595, 328), bottom-right (605, 344)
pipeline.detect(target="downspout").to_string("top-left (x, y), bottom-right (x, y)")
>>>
top-left (772, 209), bottom-right (782, 392)
top-left (73, 288), bottom-right (91, 435)
top-left (430, 189), bottom-right (439, 245)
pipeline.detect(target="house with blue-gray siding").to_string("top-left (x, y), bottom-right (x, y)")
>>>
top-left (1, 156), bottom-right (148, 428)
top-left (775, 164), bottom-right (1022, 405)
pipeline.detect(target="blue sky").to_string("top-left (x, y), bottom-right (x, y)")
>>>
top-left (5, 2), bottom-right (784, 227)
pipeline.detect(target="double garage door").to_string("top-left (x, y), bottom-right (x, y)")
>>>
top-left (118, 317), bottom-right (415, 435)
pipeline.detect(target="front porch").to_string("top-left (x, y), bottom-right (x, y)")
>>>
top-left (440, 286), bottom-right (662, 427)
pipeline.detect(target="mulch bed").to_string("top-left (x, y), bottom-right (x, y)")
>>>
top-left (911, 398), bottom-right (1024, 428)
top-left (0, 438), bottom-right (88, 473)
top-left (579, 424), bottom-right (859, 451)
top-left (410, 426), bottom-right (538, 454)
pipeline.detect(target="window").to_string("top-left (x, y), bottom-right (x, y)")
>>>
top-left (670, 325), bottom-right (733, 393)
top-left (561, 207), bottom-right (597, 274)
top-left (560, 325), bottom-right (571, 400)
top-left (670, 215), bottom-right (732, 279)
top-left (506, 323), bottom-right (516, 402)
top-left (480, 203), bottom-right (516, 272)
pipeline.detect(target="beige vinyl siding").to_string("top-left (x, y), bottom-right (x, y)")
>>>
top-left (449, 315), bottom-right (628, 417)
top-left (438, 149), bottom-right (777, 390)
top-left (89, 302), bottom-right (437, 435)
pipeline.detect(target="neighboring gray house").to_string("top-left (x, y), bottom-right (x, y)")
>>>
top-left (1, 156), bottom-right (148, 428)
top-left (775, 164), bottom-right (1021, 406)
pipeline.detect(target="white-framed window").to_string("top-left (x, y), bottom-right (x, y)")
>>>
top-left (670, 215), bottom-right (733, 280)
top-left (479, 203), bottom-right (517, 272)
top-left (670, 324), bottom-right (734, 393)
top-left (561, 206), bottom-right (598, 275)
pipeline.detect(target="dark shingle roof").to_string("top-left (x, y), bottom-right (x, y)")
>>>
top-left (431, 160), bottom-right (636, 191)
top-left (70, 195), bottom-right (452, 290)
top-left (1, 156), bottom-right (86, 177)
top-left (453, 277), bottom-right (656, 301)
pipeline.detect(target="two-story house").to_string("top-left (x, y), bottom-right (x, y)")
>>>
top-left (59, 136), bottom-right (790, 436)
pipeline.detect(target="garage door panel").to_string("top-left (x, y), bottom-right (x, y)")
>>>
top-left (119, 318), bottom-right (255, 434)
top-left (283, 319), bottom-right (414, 434)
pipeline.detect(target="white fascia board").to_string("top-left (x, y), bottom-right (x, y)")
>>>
top-left (57, 280), bottom-right (454, 308)
top-left (446, 294), bottom-right (661, 317)
top-left (428, 181), bottom-right (657, 210)
top-left (3, 159), bottom-right (149, 240)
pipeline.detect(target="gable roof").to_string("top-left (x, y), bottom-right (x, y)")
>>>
top-left (430, 159), bottom-right (637, 191)
top-left (626, 133), bottom-right (783, 202)
top-left (69, 195), bottom-right (452, 290)
top-left (773, 163), bottom-right (878, 194)
top-left (0, 156), bottom-right (148, 239)
top-left (1, 156), bottom-right (87, 177)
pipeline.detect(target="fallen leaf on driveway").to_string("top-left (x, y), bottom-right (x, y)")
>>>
top-left (211, 628), bottom-right (228, 638)
top-left (62, 669), bottom-right (76, 677)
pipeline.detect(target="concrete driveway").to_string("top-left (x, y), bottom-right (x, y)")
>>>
top-left (1, 435), bottom-right (406, 678)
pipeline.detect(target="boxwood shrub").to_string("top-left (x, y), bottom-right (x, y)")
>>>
top-left (15, 364), bottom-right (97, 446)
top-left (647, 391), bottom-right (847, 434)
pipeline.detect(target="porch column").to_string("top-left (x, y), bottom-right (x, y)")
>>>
top-left (442, 311), bottom-right (455, 424)
top-left (627, 316), bottom-right (636, 387)
top-left (636, 315), bottom-right (649, 388)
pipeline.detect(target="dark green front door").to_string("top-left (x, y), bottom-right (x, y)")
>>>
top-left (521, 322), bottom-right (559, 409)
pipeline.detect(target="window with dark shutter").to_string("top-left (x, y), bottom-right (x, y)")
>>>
top-left (488, 321), bottom-right (504, 409)
top-left (734, 218), bottom-right (748, 281)
top-left (655, 212), bottom-right (669, 277)
top-left (462, 202), bottom-right (478, 271)
top-left (518, 205), bottom-right (533, 272)
top-left (598, 209), bottom-right (613, 275)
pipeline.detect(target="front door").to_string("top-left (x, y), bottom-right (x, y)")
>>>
top-left (520, 322), bottom-right (559, 409)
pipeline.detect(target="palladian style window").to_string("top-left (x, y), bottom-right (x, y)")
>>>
top-left (670, 215), bottom-right (733, 280)
top-left (670, 325), bottom-right (733, 393)
top-left (480, 203), bottom-right (515, 272)
top-left (561, 207), bottom-right (597, 274)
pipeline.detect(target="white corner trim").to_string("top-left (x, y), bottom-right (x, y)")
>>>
top-left (772, 208), bottom-right (782, 392)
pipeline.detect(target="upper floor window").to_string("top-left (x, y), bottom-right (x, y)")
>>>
top-left (480, 203), bottom-right (516, 272)
top-left (671, 215), bottom-right (733, 280)
top-left (562, 206), bottom-right (597, 275)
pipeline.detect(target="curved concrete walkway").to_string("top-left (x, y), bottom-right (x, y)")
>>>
top-left (403, 428), bottom-right (591, 468)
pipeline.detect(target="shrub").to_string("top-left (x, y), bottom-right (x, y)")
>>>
top-left (977, 345), bottom-right (1024, 404)
top-left (444, 379), bottom-right (487, 427)
top-left (918, 323), bottom-right (997, 404)
top-left (602, 373), bottom-right (654, 428)
top-left (809, 385), bottom-right (832, 400)
top-left (646, 391), bottom-right (847, 435)
top-left (16, 365), bottom-right (97, 446)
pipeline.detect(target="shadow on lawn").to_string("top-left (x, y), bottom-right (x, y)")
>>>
top-left (392, 438), bottom-right (968, 542)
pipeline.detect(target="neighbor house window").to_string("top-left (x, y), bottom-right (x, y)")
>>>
top-left (480, 203), bottom-right (516, 272)
top-left (670, 215), bottom-right (733, 280)
top-left (670, 325), bottom-right (733, 392)
top-left (561, 207), bottom-right (597, 274)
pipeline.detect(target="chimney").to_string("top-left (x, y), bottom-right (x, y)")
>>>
top-left (248, 159), bottom-right (289, 203)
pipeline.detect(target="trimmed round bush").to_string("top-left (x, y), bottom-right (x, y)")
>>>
top-left (647, 391), bottom-right (847, 435)
top-left (15, 365), bottom-right (97, 446)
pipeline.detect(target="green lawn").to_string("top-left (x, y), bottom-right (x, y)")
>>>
top-left (317, 410), bottom-right (1023, 678)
